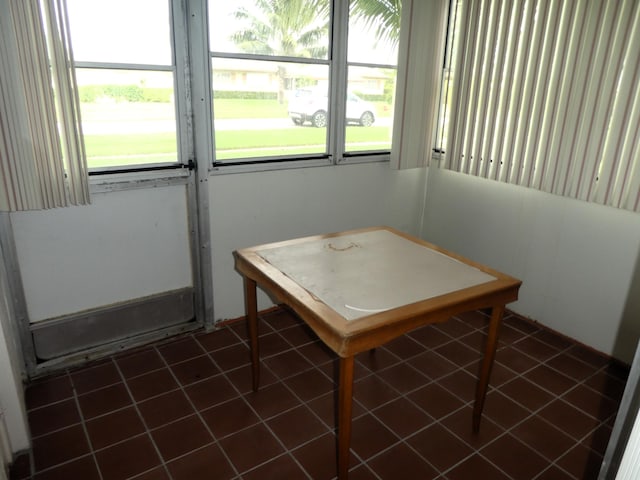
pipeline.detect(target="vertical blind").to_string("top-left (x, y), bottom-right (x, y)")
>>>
top-left (442, 0), bottom-right (640, 213)
top-left (0, 0), bottom-right (89, 211)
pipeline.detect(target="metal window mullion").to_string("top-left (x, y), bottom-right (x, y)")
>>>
top-left (330, 0), bottom-right (348, 164)
top-left (186, 0), bottom-right (215, 328)
top-left (210, 50), bottom-right (331, 67)
top-left (444, 0), bottom-right (473, 172)
top-left (434, 0), bottom-right (458, 154)
top-left (74, 61), bottom-right (174, 72)
top-left (171, 0), bottom-right (192, 167)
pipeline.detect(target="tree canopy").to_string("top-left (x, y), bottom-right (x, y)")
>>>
top-left (230, 0), bottom-right (329, 59)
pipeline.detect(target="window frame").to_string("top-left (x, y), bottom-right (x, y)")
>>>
top-left (70, 0), bottom-right (399, 178)
top-left (74, 0), bottom-right (192, 177)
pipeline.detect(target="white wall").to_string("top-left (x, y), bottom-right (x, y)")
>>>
top-left (7, 162), bottom-right (426, 328)
top-left (10, 185), bottom-right (192, 322)
top-left (209, 162), bottom-right (427, 320)
top-left (11, 156), bottom-right (638, 365)
top-left (422, 167), bottom-right (640, 363)
top-left (0, 244), bottom-right (30, 453)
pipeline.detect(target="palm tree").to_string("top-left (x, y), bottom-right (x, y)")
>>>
top-left (350, 0), bottom-right (401, 50)
top-left (231, 0), bottom-right (330, 103)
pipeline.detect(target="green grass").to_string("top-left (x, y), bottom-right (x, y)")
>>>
top-left (85, 126), bottom-right (391, 167)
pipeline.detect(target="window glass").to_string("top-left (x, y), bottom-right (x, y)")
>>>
top-left (66, 0), bottom-right (179, 170)
top-left (347, 2), bottom-right (399, 65)
top-left (211, 59), bottom-right (330, 160)
top-left (77, 69), bottom-right (178, 169)
top-left (345, 1), bottom-right (400, 155)
top-left (208, 0), bottom-right (330, 59)
top-left (208, 0), bottom-right (331, 163)
top-left (66, 0), bottom-right (172, 65)
top-left (345, 66), bottom-right (395, 152)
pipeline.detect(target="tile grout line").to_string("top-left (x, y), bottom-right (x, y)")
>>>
top-left (112, 349), bottom-right (175, 480)
top-left (155, 334), bottom-right (243, 479)
top-left (70, 363), bottom-right (105, 480)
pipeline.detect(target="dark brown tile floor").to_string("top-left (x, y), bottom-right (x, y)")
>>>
top-left (10, 308), bottom-right (629, 480)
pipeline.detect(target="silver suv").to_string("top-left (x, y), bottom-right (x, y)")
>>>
top-left (288, 88), bottom-right (376, 128)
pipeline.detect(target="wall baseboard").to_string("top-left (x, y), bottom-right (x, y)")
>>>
top-left (30, 288), bottom-right (194, 361)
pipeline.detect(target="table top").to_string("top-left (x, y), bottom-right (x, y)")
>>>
top-left (235, 226), bottom-right (521, 356)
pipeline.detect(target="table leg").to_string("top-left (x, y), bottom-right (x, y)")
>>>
top-left (337, 356), bottom-right (355, 480)
top-left (244, 277), bottom-right (260, 392)
top-left (473, 304), bottom-right (505, 432)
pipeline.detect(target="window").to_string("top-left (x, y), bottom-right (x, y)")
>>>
top-left (63, 0), bottom-right (401, 172)
top-left (439, 0), bottom-right (640, 212)
top-left (66, 0), bottom-right (181, 171)
top-left (207, 0), bottom-right (400, 166)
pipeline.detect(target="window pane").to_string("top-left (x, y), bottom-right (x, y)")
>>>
top-left (212, 59), bottom-right (329, 161)
top-left (209, 0), bottom-right (330, 59)
top-left (66, 0), bottom-right (172, 65)
top-left (345, 0), bottom-right (399, 155)
top-left (348, 0), bottom-right (400, 65)
top-left (77, 69), bottom-right (178, 169)
top-left (344, 66), bottom-right (395, 153)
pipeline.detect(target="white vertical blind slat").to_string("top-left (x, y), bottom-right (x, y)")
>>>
top-left (518, 0), bottom-right (551, 188)
top-left (459, 0), bottom-right (483, 174)
top-left (492, 0), bottom-right (521, 183)
top-left (539, 0), bottom-right (577, 192)
top-left (447, 0), bottom-right (478, 173)
top-left (468, 0), bottom-right (493, 176)
top-left (522, 0), bottom-right (559, 188)
top-left (475, 0), bottom-right (501, 178)
top-left (483, 0), bottom-right (511, 180)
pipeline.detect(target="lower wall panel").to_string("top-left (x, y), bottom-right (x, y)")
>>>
top-left (31, 288), bottom-right (194, 361)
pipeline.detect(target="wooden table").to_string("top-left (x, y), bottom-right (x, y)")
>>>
top-left (234, 226), bottom-right (521, 479)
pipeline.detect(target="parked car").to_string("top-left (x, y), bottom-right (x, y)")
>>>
top-left (288, 88), bottom-right (376, 128)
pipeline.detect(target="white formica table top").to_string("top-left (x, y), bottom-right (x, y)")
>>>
top-left (257, 229), bottom-right (496, 321)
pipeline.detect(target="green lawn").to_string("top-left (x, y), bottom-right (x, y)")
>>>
top-left (85, 126), bottom-right (391, 168)
top-left (82, 98), bottom-right (393, 168)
